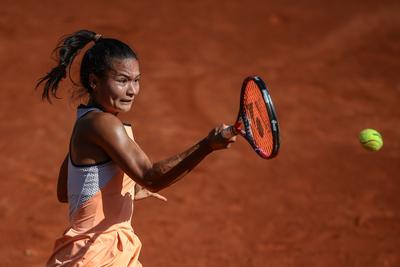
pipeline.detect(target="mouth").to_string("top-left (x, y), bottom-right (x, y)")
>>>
top-left (120, 99), bottom-right (133, 103)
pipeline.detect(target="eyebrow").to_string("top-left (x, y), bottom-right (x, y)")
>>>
top-left (114, 73), bottom-right (141, 79)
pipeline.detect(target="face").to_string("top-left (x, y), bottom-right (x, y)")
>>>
top-left (89, 57), bottom-right (140, 114)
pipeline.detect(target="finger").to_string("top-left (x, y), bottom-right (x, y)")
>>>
top-left (152, 193), bottom-right (167, 202)
top-left (217, 124), bottom-right (229, 132)
top-left (229, 136), bottom-right (237, 142)
top-left (221, 126), bottom-right (238, 140)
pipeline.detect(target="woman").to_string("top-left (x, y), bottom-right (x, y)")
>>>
top-left (37, 29), bottom-right (236, 266)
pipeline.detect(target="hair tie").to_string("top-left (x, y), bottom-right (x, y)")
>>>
top-left (94, 33), bottom-right (102, 42)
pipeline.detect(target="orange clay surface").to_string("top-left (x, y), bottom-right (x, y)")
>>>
top-left (0, 0), bottom-right (399, 266)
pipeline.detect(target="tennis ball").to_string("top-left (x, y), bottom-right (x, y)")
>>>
top-left (359, 128), bottom-right (383, 151)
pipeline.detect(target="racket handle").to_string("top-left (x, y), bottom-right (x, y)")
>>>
top-left (221, 125), bottom-right (238, 139)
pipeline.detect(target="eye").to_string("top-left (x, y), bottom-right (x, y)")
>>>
top-left (118, 78), bottom-right (128, 84)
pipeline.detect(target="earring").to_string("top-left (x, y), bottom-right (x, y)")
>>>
top-left (91, 83), bottom-right (96, 89)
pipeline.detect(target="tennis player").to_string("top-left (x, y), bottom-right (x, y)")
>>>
top-left (37, 29), bottom-right (236, 266)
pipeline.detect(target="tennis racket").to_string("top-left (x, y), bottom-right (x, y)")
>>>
top-left (222, 76), bottom-right (280, 159)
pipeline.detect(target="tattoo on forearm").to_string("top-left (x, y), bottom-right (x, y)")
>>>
top-left (144, 140), bottom-right (211, 190)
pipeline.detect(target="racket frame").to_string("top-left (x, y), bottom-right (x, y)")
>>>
top-left (234, 76), bottom-right (280, 159)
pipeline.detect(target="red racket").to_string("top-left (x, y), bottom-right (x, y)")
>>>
top-left (222, 76), bottom-right (280, 159)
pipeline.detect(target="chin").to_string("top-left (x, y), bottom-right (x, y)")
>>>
top-left (104, 105), bottom-right (131, 115)
top-left (117, 104), bottom-right (133, 113)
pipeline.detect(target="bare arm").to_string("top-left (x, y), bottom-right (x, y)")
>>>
top-left (88, 113), bottom-right (235, 192)
top-left (57, 155), bottom-right (68, 203)
top-left (144, 137), bottom-right (212, 191)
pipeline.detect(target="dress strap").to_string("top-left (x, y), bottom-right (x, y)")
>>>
top-left (77, 105), bottom-right (103, 120)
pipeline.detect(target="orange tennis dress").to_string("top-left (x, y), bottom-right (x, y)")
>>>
top-left (46, 106), bottom-right (155, 267)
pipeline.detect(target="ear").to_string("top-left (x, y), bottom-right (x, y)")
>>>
top-left (88, 73), bottom-right (99, 91)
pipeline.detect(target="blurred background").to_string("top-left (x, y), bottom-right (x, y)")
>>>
top-left (0, 0), bottom-right (399, 266)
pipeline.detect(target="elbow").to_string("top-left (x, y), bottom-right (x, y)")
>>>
top-left (139, 166), bottom-right (164, 193)
top-left (146, 184), bottom-right (163, 193)
top-left (138, 180), bottom-right (163, 193)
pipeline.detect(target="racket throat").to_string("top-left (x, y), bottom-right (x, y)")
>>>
top-left (234, 121), bottom-right (244, 135)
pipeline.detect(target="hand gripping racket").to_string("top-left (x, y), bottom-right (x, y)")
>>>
top-left (222, 76), bottom-right (280, 159)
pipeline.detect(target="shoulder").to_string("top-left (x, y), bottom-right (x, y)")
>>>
top-left (85, 111), bottom-right (122, 128)
top-left (80, 112), bottom-right (128, 142)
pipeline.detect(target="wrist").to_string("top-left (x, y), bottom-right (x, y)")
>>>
top-left (199, 137), bottom-right (213, 154)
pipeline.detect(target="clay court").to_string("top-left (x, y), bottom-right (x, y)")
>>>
top-left (0, 0), bottom-right (399, 266)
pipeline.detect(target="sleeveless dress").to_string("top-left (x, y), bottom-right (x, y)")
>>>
top-left (46, 106), bottom-right (154, 267)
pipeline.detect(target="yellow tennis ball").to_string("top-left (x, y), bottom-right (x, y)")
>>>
top-left (359, 128), bottom-right (383, 151)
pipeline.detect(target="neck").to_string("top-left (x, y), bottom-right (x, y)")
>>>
top-left (86, 98), bottom-right (119, 116)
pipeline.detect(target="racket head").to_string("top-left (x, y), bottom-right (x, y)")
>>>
top-left (234, 76), bottom-right (280, 159)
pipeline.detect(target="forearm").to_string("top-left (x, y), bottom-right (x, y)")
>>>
top-left (143, 138), bottom-right (213, 192)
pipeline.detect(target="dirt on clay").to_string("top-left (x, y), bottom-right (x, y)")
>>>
top-left (0, 0), bottom-right (399, 266)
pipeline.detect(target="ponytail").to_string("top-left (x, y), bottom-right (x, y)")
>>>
top-left (36, 29), bottom-right (97, 102)
top-left (37, 29), bottom-right (137, 103)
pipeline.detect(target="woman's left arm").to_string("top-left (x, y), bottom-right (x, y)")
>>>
top-left (134, 184), bottom-right (167, 201)
top-left (57, 155), bottom-right (68, 203)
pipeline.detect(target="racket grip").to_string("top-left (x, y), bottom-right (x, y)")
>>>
top-left (221, 125), bottom-right (238, 139)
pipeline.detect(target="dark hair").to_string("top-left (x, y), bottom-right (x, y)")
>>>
top-left (36, 29), bottom-right (138, 102)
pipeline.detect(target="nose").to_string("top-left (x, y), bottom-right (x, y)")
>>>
top-left (127, 81), bottom-right (139, 97)
top-left (133, 82), bottom-right (139, 96)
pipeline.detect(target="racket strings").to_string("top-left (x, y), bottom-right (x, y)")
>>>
top-left (242, 80), bottom-right (274, 156)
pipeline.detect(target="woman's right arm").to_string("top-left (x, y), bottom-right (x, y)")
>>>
top-left (88, 112), bottom-right (235, 192)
